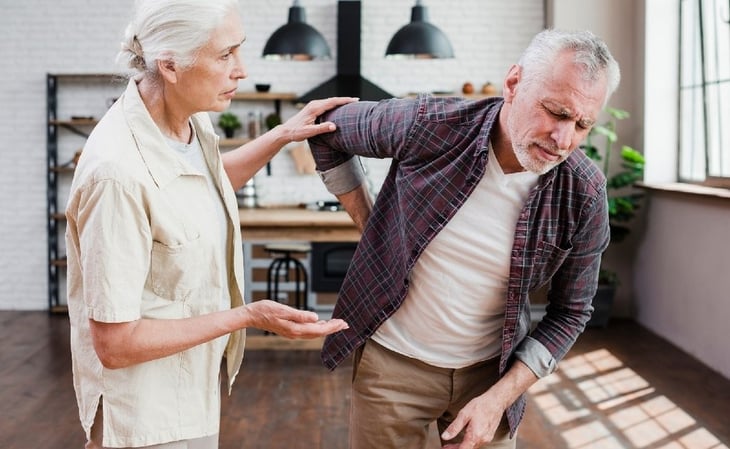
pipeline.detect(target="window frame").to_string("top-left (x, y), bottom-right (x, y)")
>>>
top-left (678, 0), bottom-right (730, 188)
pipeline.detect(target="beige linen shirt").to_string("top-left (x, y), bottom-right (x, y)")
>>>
top-left (65, 79), bottom-right (246, 447)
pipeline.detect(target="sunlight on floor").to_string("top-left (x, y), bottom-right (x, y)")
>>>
top-left (528, 349), bottom-right (729, 449)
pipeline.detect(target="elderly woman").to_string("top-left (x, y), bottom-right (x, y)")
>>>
top-left (65, 1), bottom-right (354, 448)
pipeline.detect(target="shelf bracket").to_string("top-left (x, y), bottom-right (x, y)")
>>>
top-left (59, 123), bottom-right (91, 138)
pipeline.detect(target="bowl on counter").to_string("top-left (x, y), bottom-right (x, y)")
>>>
top-left (255, 83), bottom-right (271, 92)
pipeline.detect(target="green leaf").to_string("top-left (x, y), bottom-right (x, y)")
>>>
top-left (621, 161), bottom-right (645, 172)
top-left (581, 144), bottom-right (602, 162)
top-left (608, 171), bottom-right (642, 189)
top-left (598, 268), bottom-right (620, 286)
top-left (217, 112), bottom-right (242, 130)
top-left (621, 146), bottom-right (645, 164)
top-left (606, 107), bottom-right (630, 120)
top-left (591, 124), bottom-right (617, 143)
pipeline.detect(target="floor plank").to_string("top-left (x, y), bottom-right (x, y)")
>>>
top-left (1, 312), bottom-right (728, 449)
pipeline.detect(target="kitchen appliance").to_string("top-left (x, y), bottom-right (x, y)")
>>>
top-left (311, 241), bottom-right (358, 292)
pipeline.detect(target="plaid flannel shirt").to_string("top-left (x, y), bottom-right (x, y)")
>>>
top-left (308, 94), bottom-right (609, 433)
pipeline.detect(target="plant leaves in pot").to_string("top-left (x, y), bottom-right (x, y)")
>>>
top-left (218, 112), bottom-right (242, 138)
top-left (580, 107), bottom-right (645, 326)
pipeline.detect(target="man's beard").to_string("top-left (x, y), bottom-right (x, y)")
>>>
top-left (507, 111), bottom-right (568, 174)
top-left (513, 141), bottom-right (567, 175)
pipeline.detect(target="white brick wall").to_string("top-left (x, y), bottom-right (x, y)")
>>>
top-left (0, 0), bottom-right (542, 310)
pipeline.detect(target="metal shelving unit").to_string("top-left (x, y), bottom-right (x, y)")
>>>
top-left (45, 73), bottom-right (123, 313)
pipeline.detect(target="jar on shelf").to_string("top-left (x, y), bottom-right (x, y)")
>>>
top-left (247, 111), bottom-right (263, 139)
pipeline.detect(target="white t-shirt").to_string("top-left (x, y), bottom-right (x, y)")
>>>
top-left (373, 146), bottom-right (539, 368)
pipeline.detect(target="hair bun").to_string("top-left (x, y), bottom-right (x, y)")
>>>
top-left (121, 35), bottom-right (146, 71)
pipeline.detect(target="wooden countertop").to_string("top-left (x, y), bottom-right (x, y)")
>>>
top-left (239, 207), bottom-right (360, 242)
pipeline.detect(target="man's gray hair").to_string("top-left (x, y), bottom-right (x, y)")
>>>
top-left (518, 29), bottom-right (621, 104)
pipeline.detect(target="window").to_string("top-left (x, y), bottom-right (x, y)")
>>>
top-left (679, 0), bottom-right (730, 187)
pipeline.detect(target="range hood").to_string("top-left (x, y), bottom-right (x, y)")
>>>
top-left (297, 1), bottom-right (394, 103)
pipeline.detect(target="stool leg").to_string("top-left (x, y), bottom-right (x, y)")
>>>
top-left (294, 258), bottom-right (301, 310)
top-left (302, 261), bottom-right (309, 311)
top-left (284, 256), bottom-right (293, 307)
top-left (266, 258), bottom-right (277, 301)
top-left (273, 258), bottom-right (284, 304)
top-left (291, 258), bottom-right (308, 310)
top-left (265, 251), bottom-right (310, 310)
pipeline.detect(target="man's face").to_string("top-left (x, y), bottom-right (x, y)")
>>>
top-left (503, 51), bottom-right (608, 174)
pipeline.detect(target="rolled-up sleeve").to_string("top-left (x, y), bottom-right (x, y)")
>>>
top-left (513, 335), bottom-right (558, 378)
top-left (317, 156), bottom-right (368, 196)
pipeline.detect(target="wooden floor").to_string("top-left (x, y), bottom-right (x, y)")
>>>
top-left (1, 311), bottom-right (729, 449)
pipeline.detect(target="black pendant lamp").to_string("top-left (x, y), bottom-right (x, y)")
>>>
top-left (262, 0), bottom-right (331, 60)
top-left (385, 0), bottom-right (454, 59)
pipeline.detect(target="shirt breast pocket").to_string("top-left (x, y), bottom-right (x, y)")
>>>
top-left (149, 233), bottom-right (206, 300)
top-left (532, 240), bottom-right (572, 283)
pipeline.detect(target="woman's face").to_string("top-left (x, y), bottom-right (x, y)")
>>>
top-left (174, 10), bottom-right (247, 113)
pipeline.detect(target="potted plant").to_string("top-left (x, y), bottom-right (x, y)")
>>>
top-left (218, 112), bottom-right (242, 138)
top-left (265, 112), bottom-right (282, 131)
top-left (580, 107), bottom-right (645, 326)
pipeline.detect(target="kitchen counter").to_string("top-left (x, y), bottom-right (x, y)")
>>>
top-left (239, 207), bottom-right (360, 242)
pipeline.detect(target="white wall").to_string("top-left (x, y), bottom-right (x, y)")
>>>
top-left (635, 0), bottom-right (730, 379)
top-left (0, 0), bottom-right (543, 310)
top-left (634, 193), bottom-right (730, 379)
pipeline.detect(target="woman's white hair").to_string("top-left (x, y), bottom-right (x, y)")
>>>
top-left (518, 29), bottom-right (621, 105)
top-left (117, 0), bottom-right (239, 78)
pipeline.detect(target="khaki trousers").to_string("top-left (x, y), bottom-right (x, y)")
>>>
top-left (350, 339), bottom-right (516, 449)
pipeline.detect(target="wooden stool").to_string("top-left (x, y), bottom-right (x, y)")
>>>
top-left (264, 243), bottom-right (311, 310)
